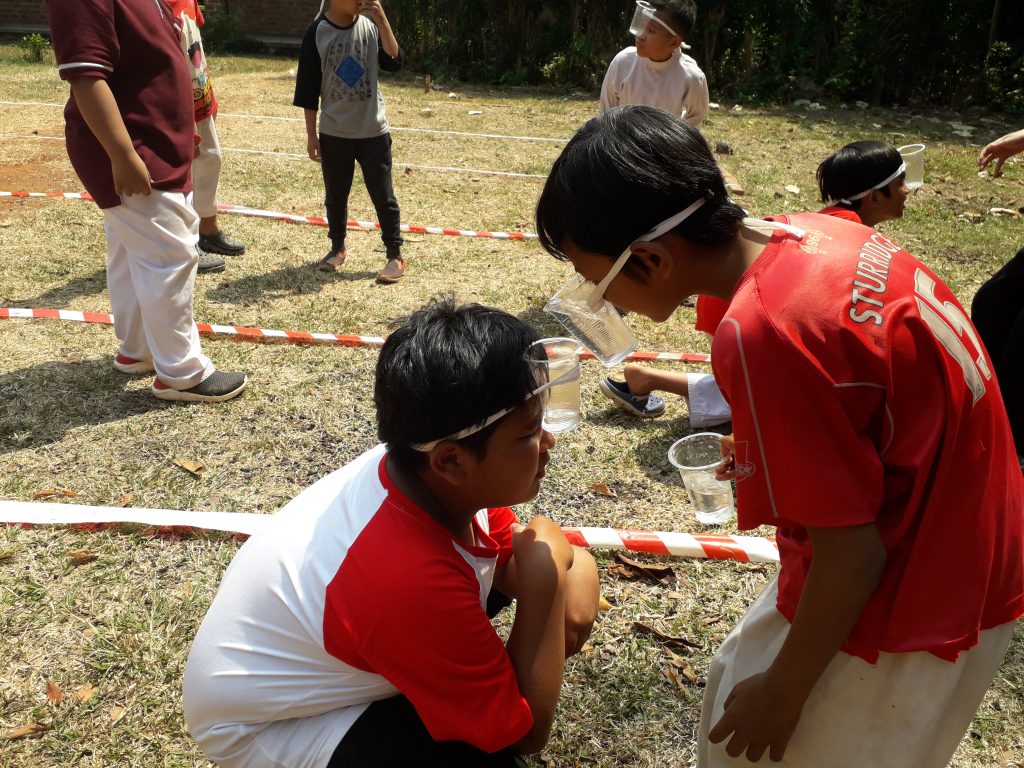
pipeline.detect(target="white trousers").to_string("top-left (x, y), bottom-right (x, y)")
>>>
top-left (102, 190), bottom-right (213, 389)
top-left (697, 577), bottom-right (1016, 768)
top-left (192, 115), bottom-right (222, 219)
top-left (687, 372), bottom-right (732, 427)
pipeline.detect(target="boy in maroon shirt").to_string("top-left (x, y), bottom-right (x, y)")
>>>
top-left (47, 0), bottom-right (246, 402)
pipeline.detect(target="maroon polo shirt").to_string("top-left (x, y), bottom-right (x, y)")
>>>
top-left (48, 0), bottom-right (194, 208)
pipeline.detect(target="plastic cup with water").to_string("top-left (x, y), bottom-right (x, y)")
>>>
top-left (667, 433), bottom-right (735, 525)
top-left (898, 144), bottom-right (925, 190)
top-left (526, 337), bottom-right (583, 434)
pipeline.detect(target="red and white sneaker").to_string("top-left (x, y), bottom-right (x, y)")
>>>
top-left (113, 354), bottom-right (155, 374)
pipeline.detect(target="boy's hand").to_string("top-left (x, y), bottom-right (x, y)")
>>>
top-left (977, 129), bottom-right (1024, 177)
top-left (707, 671), bottom-right (804, 762)
top-left (306, 134), bottom-right (321, 163)
top-left (564, 547), bottom-right (599, 656)
top-left (358, 0), bottom-right (386, 26)
top-left (193, 133), bottom-right (201, 159)
top-left (716, 433), bottom-right (736, 481)
top-left (111, 149), bottom-right (152, 197)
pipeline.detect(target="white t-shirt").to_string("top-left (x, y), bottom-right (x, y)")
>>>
top-left (182, 445), bottom-right (531, 768)
top-left (599, 46), bottom-right (709, 128)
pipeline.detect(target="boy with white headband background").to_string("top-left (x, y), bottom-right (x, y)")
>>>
top-left (600, 0), bottom-right (709, 129)
top-left (536, 105), bottom-right (1024, 767)
top-left (183, 295), bottom-right (599, 767)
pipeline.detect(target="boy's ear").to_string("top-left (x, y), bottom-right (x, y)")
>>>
top-left (427, 441), bottom-right (471, 486)
top-left (629, 239), bottom-right (678, 283)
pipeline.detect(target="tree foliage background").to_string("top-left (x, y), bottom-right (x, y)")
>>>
top-left (381, 0), bottom-right (1023, 110)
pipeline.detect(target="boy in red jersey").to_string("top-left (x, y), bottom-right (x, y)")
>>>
top-left (46, 0), bottom-right (246, 402)
top-left (536, 105), bottom-right (1024, 767)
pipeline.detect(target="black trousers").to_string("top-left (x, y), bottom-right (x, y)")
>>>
top-left (327, 590), bottom-right (523, 768)
top-left (971, 246), bottom-right (1024, 455)
top-left (320, 132), bottom-right (403, 256)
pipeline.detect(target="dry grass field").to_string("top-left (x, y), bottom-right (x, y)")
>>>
top-left (1, 42), bottom-right (1022, 767)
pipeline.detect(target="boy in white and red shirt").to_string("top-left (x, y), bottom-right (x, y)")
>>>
top-left (46, 0), bottom-right (246, 402)
top-left (536, 105), bottom-right (1024, 767)
top-left (184, 297), bottom-right (599, 767)
top-left (167, 0), bottom-right (247, 259)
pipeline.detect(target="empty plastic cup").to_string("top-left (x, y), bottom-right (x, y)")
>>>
top-left (668, 433), bottom-right (735, 525)
top-left (898, 144), bottom-right (925, 190)
top-left (525, 337), bottom-right (583, 434)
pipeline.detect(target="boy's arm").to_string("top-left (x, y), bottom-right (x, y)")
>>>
top-left (69, 78), bottom-right (152, 197)
top-left (495, 542), bottom-right (600, 657)
top-left (359, 0), bottom-right (400, 60)
top-left (978, 128), bottom-right (1024, 177)
top-left (683, 71), bottom-right (709, 128)
top-left (505, 516), bottom-right (573, 754)
top-left (303, 109), bottom-right (321, 163)
top-left (708, 523), bottom-right (886, 762)
top-left (598, 59), bottom-right (619, 113)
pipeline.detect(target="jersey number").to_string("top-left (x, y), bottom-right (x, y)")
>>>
top-left (914, 269), bottom-right (991, 405)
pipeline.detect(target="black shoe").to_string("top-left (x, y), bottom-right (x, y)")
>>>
top-left (199, 230), bottom-right (246, 256)
top-left (152, 371), bottom-right (247, 402)
top-left (196, 247), bottom-right (226, 274)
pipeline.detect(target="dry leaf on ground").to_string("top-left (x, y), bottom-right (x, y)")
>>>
top-left (45, 679), bottom-right (63, 705)
top-left (4, 722), bottom-right (51, 740)
top-left (33, 487), bottom-right (79, 500)
top-left (66, 549), bottom-right (98, 566)
top-left (115, 494), bottom-right (134, 507)
top-left (109, 705), bottom-right (126, 723)
top-left (633, 621), bottom-right (701, 651)
top-left (173, 459), bottom-right (207, 477)
top-left (611, 554), bottom-right (676, 585)
top-left (589, 483), bottom-right (617, 498)
top-left (75, 683), bottom-right (97, 704)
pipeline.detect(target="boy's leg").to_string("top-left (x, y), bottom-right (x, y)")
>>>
top-left (103, 191), bottom-right (213, 389)
top-left (354, 133), bottom-right (403, 258)
top-left (327, 694), bottom-right (527, 768)
top-left (319, 133), bottom-right (357, 254)
top-left (685, 373), bottom-right (732, 428)
top-left (698, 578), bottom-right (1016, 767)
top-left (193, 116), bottom-right (245, 255)
top-left (102, 218), bottom-right (149, 363)
top-left (970, 246), bottom-right (1024, 365)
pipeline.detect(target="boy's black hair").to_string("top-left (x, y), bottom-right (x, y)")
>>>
top-left (651, 0), bottom-right (697, 39)
top-left (816, 141), bottom-right (904, 210)
top-left (536, 105), bottom-right (745, 270)
top-left (375, 294), bottom-right (541, 470)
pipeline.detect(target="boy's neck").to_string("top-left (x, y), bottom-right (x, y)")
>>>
top-left (694, 227), bottom-right (774, 302)
top-left (324, 6), bottom-right (358, 26)
top-left (386, 456), bottom-right (477, 545)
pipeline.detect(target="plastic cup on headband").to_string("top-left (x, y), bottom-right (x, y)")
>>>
top-left (898, 144), bottom-right (925, 190)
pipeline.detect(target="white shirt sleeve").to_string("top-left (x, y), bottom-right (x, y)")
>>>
top-left (598, 58), bottom-right (619, 113)
top-left (683, 68), bottom-right (709, 128)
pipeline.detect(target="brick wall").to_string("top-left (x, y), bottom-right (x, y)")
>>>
top-left (2, 0), bottom-right (49, 28)
top-left (1, 0), bottom-right (311, 39)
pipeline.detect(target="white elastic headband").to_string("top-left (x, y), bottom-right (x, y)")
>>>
top-left (832, 161), bottom-right (907, 205)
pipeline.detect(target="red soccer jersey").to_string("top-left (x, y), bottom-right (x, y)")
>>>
top-left (711, 212), bottom-right (1024, 662)
top-left (818, 205), bottom-right (863, 223)
top-left (48, 0), bottom-right (194, 208)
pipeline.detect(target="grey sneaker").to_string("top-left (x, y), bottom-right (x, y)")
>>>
top-left (152, 371), bottom-right (247, 402)
top-left (196, 247), bottom-right (226, 274)
top-left (198, 230), bottom-right (246, 256)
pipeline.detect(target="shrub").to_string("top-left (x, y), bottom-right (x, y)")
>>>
top-left (18, 33), bottom-right (50, 63)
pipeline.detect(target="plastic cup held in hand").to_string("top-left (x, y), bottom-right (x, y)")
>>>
top-left (668, 433), bottom-right (735, 525)
top-left (526, 337), bottom-right (583, 434)
top-left (898, 144), bottom-right (925, 190)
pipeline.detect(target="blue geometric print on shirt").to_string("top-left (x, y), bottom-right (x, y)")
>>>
top-left (336, 55), bottom-right (365, 88)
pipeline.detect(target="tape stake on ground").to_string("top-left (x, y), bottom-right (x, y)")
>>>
top-left (1, 501), bottom-right (778, 563)
top-left (0, 308), bottom-right (711, 364)
top-left (0, 191), bottom-right (539, 240)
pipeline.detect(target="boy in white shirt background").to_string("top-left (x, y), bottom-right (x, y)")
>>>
top-left (599, 0), bottom-right (709, 129)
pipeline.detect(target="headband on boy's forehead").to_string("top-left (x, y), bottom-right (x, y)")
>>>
top-left (629, 1), bottom-right (692, 49)
top-left (831, 161), bottom-right (907, 205)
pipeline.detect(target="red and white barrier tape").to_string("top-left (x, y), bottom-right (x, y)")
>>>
top-left (0, 308), bottom-right (712, 363)
top-left (0, 500), bottom-right (778, 563)
top-left (0, 191), bottom-right (539, 240)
